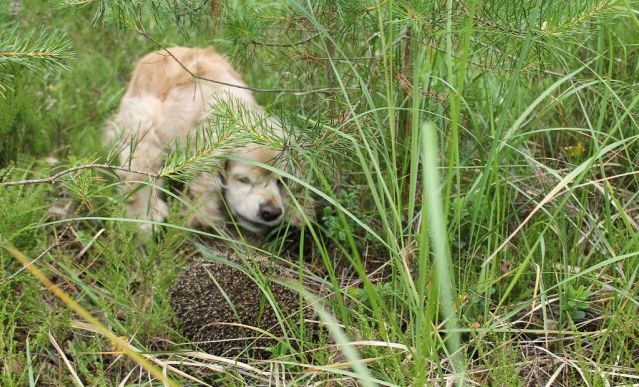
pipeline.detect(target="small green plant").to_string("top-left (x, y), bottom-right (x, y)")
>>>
top-left (2, 0), bottom-right (639, 385)
top-left (321, 188), bottom-right (360, 242)
top-left (561, 284), bottom-right (592, 320)
top-left (64, 168), bottom-right (107, 212)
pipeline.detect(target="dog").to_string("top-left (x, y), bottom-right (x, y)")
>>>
top-left (104, 46), bottom-right (290, 234)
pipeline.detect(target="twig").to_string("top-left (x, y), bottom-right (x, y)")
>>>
top-left (251, 33), bottom-right (320, 47)
top-left (48, 331), bottom-right (84, 387)
top-left (1, 163), bottom-right (158, 187)
top-left (139, 30), bottom-right (353, 95)
top-left (9, 207), bottom-right (80, 279)
top-left (10, 237), bottom-right (61, 279)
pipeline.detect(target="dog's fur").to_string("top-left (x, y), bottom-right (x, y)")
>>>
top-left (105, 46), bottom-right (288, 234)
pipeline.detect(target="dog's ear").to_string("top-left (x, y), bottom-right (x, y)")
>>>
top-left (219, 160), bottom-right (229, 185)
top-left (186, 170), bottom-right (227, 228)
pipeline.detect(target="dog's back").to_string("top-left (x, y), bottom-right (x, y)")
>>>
top-left (126, 47), bottom-right (247, 100)
top-left (106, 46), bottom-right (259, 147)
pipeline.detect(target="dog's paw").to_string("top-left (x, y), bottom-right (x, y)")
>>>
top-left (126, 196), bottom-right (169, 237)
top-left (137, 222), bottom-right (154, 237)
top-left (151, 197), bottom-right (170, 222)
top-left (286, 197), bottom-right (316, 228)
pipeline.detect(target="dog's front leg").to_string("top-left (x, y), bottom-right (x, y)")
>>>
top-left (120, 131), bottom-right (169, 235)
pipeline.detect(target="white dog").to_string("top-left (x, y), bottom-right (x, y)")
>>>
top-left (105, 46), bottom-right (288, 234)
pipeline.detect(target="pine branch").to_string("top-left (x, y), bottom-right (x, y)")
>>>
top-left (53, 0), bottom-right (213, 33)
top-left (159, 99), bottom-right (285, 182)
top-left (0, 27), bottom-right (75, 96)
top-left (139, 31), bottom-right (351, 95)
top-left (0, 27), bottom-right (74, 69)
top-left (1, 164), bottom-right (158, 187)
top-left (250, 33), bottom-right (320, 47)
top-left (539, 0), bottom-right (615, 37)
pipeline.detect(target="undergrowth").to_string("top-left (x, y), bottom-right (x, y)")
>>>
top-left (1, 0), bottom-right (639, 385)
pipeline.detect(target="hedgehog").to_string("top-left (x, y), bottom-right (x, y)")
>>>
top-left (169, 259), bottom-right (316, 357)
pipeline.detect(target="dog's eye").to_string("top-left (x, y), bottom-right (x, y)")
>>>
top-left (237, 176), bottom-right (252, 185)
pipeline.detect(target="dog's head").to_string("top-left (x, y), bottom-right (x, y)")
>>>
top-left (221, 144), bottom-right (287, 233)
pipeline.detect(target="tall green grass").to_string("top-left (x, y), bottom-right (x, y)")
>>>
top-left (1, 0), bottom-right (639, 385)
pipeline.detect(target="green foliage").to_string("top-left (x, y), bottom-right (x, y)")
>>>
top-left (0, 26), bottom-right (73, 70)
top-left (0, 166), bottom-right (47, 252)
top-left (0, 276), bottom-right (60, 387)
top-left (219, 4), bottom-right (270, 64)
top-left (63, 167), bottom-right (105, 211)
top-left (0, 170), bottom-right (62, 386)
top-left (561, 284), bottom-right (592, 320)
top-left (0, 8), bottom-right (74, 96)
top-left (52, 0), bottom-right (213, 32)
top-left (160, 100), bottom-right (285, 182)
top-left (2, 0), bottom-right (639, 385)
top-left (321, 188), bottom-right (360, 243)
top-left (0, 83), bottom-right (57, 165)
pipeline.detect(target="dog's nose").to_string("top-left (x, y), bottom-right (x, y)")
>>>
top-left (259, 203), bottom-right (282, 222)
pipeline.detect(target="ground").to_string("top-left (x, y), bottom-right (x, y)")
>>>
top-left (2, 1), bottom-right (639, 386)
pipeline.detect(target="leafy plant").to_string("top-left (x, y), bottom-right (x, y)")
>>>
top-left (321, 188), bottom-right (360, 243)
top-left (561, 284), bottom-right (592, 320)
top-left (2, 0), bottom-right (639, 385)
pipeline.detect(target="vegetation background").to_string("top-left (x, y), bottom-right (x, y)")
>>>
top-left (1, 0), bottom-right (639, 385)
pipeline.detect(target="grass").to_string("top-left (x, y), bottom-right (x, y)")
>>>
top-left (2, 0), bottom-right (639, 385)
